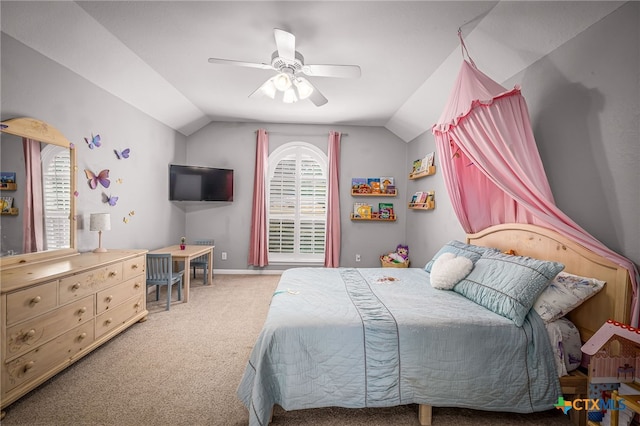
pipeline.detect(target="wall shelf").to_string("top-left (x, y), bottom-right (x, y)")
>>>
top-left (408, 202), bottom-right (435, 211)
top-left (350, 213), bottom-right (396, 222)
top-left (0, 207), bottom-right (19, 216)
top-left (0, 183), bottom-right (17, 191)
top-left (351, 190), bottom-right (396, 197)
top-left (409, 166), bottom-right (436, 180)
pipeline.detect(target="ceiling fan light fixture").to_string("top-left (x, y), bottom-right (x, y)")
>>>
top-left (272, 72), bottom-right (292, 91)
top-left (293, 77), bottom-right (314, 100)
top-left (282, 88), bottom-right (298, 104)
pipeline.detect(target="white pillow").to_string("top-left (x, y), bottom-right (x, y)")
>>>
top-left (533, 271), bottom-right (606, 323)
top-left (430, 252), bottom-right (473, 290)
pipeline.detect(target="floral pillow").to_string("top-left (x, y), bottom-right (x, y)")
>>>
top-left (533, 271), bottom-right (605, 323)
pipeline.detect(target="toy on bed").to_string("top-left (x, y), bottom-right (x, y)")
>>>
top-left (380, 244), bottom-right (409, 267)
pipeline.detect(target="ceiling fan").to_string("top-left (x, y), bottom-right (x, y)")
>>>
top-left (208, 28), bottom-right (361, 107)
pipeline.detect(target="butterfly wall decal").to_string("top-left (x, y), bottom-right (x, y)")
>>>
top-left (114, 148), bottom-right (130, 159)
top-left (85, 169), bottom-right (110, 189)
top-left (103, 194), bottom-right (118, 206)
top-left (84, 134), bottom-right (101, 149)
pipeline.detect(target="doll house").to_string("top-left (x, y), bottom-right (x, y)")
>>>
top-left (581, 320), bottom-right (640, 423)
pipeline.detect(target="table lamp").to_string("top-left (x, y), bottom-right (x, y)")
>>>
top-left (90, 213), bottom-right (111, 253)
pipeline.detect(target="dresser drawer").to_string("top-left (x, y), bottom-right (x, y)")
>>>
top-left (95, 295), bottom-right (145, 339)
top-left (5, 296), bottom-right (94, 361)
top-left (59, 263), bottom-right (123, 304)
top-left (6, 281), bottom-right (58, 326)
top-left (2, 321), bottom-right (95, 393)
top-left (96, 276), bottom-right (145, 314)
top-left (123, 256), bottom-right (145, 281)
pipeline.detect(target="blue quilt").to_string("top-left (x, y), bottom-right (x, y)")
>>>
top-left (237, 267), bottom-right (560, 426)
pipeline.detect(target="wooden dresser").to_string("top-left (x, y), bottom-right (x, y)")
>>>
top-left (0, 249), bottom-right (148, 412)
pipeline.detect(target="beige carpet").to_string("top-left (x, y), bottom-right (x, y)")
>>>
top-left (1, 274), bottom-right (573, 426)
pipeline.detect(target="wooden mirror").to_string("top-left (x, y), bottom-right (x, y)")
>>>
top-left (0, 117), bottom-right (77, 267)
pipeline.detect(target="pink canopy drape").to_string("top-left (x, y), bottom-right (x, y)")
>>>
top-left (23, 138), bottom-right (44, 253)
top-left (324, 131), bottom-right (341, 267)
top-left (432, 60), bottom-right (640, 326)
top-left (248, 129), bottom-right (269, 267)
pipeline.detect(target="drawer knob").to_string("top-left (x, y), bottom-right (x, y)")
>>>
top-left (106, 296), bottom-right (113, 302)
top-left (23, 329), bottom-right (36, 341)
top-left (78, 307), bottom-right (87, 314)
top-left (31, 296), bottom-right (42, 304)
top-left (24, 361), bottom-right (35, 372)
top-left (109, 271), bottom-right (117, 277)
top-left (105, 318), bottom-right (113, 325)
top-left (78, 332), bottom-right (87, 340)
top-left (72, 283), bottom-right (80, 290)
top-left (134, 303), bottom-right (140, 309)
top-left (131, 264), bottom-right (138, 269)
top-left (134, 283), bottom-right (141, 289)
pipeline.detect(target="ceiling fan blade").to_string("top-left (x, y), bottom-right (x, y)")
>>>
top-left (274, 28), bottom-right (296, 61)
top-left (307, 84), bottom-right (328, 107)
top-left (249, 78), bottom-right (277, 99)
top-left (302, 64), bottom-right (361, 79)
top-left (208, 57), bottom-right (274, 70)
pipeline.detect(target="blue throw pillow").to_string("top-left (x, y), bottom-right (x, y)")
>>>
top-left (453, 251), bottom-right (565, 327)
top-left (424, 240), bottom-right (498, 273)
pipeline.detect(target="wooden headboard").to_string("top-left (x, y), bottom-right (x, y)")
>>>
top-left (467, 223), bottom-right (632, 342)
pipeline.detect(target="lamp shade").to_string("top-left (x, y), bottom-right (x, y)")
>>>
top-left (90, 213), bottom-right (111, 232)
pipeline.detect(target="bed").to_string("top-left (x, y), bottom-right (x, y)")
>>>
top-left (238, 224), bottom-right (632, 426)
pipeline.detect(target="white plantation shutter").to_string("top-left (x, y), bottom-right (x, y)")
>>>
top-left (41, 146), bottom-right (71, 250)
top-left (268, 142), bottom-right (327, 263)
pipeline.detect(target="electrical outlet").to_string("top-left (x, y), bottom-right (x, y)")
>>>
top-left (221, 252), bottom-right (227, 260)
top-left (355, 254), bottom-right (361, 262)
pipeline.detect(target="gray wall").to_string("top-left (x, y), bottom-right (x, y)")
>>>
top-left (184, 122), bottom-right (408, 270)
top-left (406, 2), bottom-right (640, 270)
top-left (1, 34), bottom-right (188, 255)
top-left (3, 2), bottom-right (638, 273)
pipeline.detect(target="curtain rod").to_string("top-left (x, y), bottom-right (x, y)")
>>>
top-left (255, 130), bottom-right (348, 137)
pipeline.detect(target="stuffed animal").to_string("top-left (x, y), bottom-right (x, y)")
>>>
top-left (385, 244), bottom-right (409, 263)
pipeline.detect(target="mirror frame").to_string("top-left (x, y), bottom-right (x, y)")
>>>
top-left (0, 117), bottom-right (77, 268)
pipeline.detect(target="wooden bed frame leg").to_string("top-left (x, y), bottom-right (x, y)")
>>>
top-left (418, 404), bottom-right (432, 426)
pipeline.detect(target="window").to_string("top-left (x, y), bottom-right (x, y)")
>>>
top-left (268, 142), bottom-right (327, 263)
top-left (41, 145), bottom-right (71, 250)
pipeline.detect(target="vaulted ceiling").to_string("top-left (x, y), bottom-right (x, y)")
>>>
top-left (1, 1), bottom-right (624, 142)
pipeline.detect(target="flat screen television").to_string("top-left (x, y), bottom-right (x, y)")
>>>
top-left (169, 164), bottom-right (234, 202)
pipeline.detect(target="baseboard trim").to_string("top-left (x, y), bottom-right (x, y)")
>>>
top-left (212, 269), bottom-right (284, 275)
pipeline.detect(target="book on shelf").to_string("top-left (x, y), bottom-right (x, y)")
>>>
top-left (412, 159), bottom-right (423, 174)
top-left (351, 178), bottom-right (370, 194)
top-left (380, 177), bottom-right (394, 194)
top-left (411, 191), bottom-right (428, 204)
top-left (378, 203), bottom-right (394, 219)
top-left (426, 191), bottom-right (435, 203)
top-left (423, 152), bottom-right (435, 169)
top-left (353, 202), bottom-right (372, 219)
top-left (367, 177), bottom-right (381, 194)
top-left (0, 196), bottom-right (13, 212)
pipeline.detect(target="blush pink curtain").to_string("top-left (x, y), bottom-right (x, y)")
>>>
top-left (23, 138), bottom-right (44, 253)
top-left (324, 131), bottom-right (341, 267)
top-left (432, 60), bottom-right (640, 326)
top-left (248, 129), bottom-right (269, 267)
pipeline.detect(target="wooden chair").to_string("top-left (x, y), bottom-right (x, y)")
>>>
top-left (190, 239), bottom-right (214, 284)
top-left (146, 253), bottom-right (184, 310)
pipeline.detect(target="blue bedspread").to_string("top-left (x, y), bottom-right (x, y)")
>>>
top-left (237, 267), bottom-right (560, 426)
